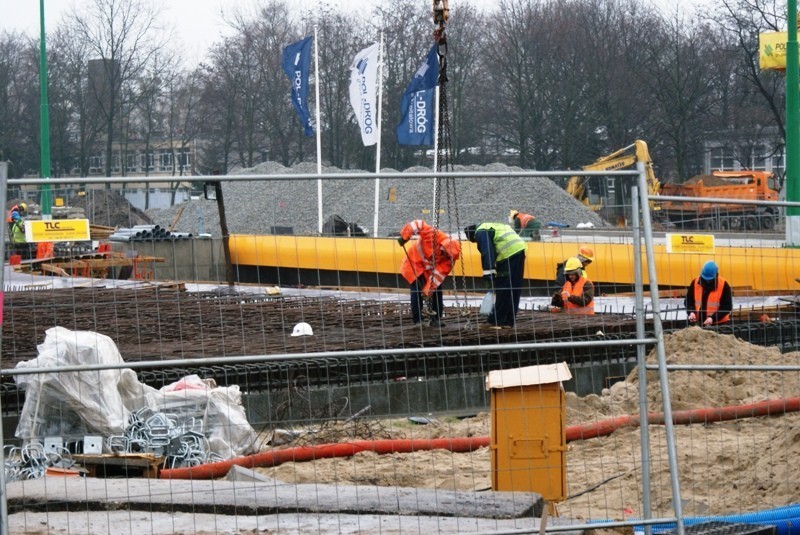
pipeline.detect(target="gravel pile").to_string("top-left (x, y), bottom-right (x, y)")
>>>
top-left (70, 189), bottom-right (153, 228)
top-left (146, 162), bottom-right (607, 238)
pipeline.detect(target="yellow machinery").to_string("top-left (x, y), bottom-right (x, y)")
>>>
top-left (565, 140), bottom-right (661, 221)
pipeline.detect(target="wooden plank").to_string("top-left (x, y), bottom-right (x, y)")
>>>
top-left (72, 453), bottom-right (164, 479)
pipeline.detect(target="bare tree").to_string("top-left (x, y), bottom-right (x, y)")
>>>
top-left (711, 0), bottom-right (786, 184)
top-left (68, 0), bottom-right (168, 177)
top-left (441, 2), bottom-right (489, 164)
top-left (642, 14), bottom-right (729, 180)
top-left (377, 0), bottom-right (437, 170)
top-left (0, 33), bottom-right (41, 178)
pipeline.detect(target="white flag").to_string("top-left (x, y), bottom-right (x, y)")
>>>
top-left (349, 43), bottom-right (380, 146)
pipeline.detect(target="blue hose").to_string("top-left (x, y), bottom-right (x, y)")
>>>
top-left (630, 503), bottom-right (800, 535)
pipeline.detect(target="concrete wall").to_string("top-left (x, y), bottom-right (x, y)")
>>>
top-left (111, 238), bottom-right (227, 282)
top-left (243, 359), bottom-right (636, 427)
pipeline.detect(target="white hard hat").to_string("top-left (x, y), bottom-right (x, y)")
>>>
top-left (291, 322), bottom-right (313, 337)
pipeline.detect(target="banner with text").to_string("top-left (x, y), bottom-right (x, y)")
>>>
top-left (396, 45), bottom-right (439, 146)
top-left (666, 233), bottom-right (715, 254)
top-left (349, 43), bottom-right (380, 146)
top-left (26, 219), bottom-right (91, 242)
top-left (282, 36), bottom-right (314, 136)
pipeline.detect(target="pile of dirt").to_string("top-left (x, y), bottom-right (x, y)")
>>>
top-left (69, 189), bottom-right (152, 228)
top-left (254, 328), bottom-right (800, 520)
top-left (684, 174), bottom-right (730, 186)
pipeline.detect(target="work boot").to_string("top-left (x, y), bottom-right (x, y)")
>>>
top-left (428, 318), bottom-right (445, 328)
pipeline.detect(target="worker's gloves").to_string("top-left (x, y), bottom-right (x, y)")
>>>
top-left (688, 312), bottom-right (697, 323)
top-left (397, 236), bottom-right (408, 247)
top-left (561, 290), bottom-right (571, 301)
top-left (551, 292), bottom-right (564, 307)
top-left (703, 317), bottom-right (713, 326)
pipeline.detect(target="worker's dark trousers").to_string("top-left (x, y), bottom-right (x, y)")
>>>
top-left (487, 250), bottom-right (526, 327)
top-left (410, 275), bottom-right (444, 324)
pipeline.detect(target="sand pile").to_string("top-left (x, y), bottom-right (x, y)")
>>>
top-left (254, 328), bottom-right (800, 520)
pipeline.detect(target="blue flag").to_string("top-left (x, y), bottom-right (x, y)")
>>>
top-left (396, 45), bottom-right (439, 146)
top-left (282, 36), bottom-right (314, 137)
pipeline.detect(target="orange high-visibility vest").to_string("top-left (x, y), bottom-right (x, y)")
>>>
top-left (692, 276), bottom-right (730, 324)
top-left (400, 221), bottom-right (459, 294)
top-left (516, 212), bottom-right (535, 228)
top-left (561, 276), bottom-right (595, 315)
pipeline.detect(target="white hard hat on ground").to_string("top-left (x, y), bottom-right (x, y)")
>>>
top-left (291, 322), bottom-right (313, 337)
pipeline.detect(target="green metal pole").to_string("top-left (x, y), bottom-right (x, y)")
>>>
top-left (39, 0), bottom-right (52, 219)
top-left (787, 0), bottom-right (799, 244)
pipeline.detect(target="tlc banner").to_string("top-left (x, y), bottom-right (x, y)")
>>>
top-left (396, 45), bottom-right (439, 146)
top-left (282, 36), bottom-right (314, 136)
top-left (349, 43), bottom-right (380, 146)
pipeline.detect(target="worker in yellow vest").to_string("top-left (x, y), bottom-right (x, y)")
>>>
top-left (464, 222), bottom-right (526, 327)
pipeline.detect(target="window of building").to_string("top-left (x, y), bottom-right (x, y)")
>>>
top-left (110, 152), bottom-right (121, 173)
top-left (772, 153), bottom-right (785, 175)
top-left (126, 153), bottom-right (138, 172)
top-left (709, 147), bottom-right (736, 171)
top-left (159, 150), bottom-right (173, 172)
top-left (751, 147), bottom-right (768, 171)
top-left (89, 154), bottom-right (104, 174)
top-left (140, 152), bottom-right (155, 171)
top-left (178, 148), bottom-right (192, 169)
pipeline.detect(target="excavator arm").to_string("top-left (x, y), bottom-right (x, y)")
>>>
top-left (566, 140), bottom-right (660, 211)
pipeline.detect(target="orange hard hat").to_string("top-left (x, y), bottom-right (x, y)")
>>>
top-left (578, 246), bottom-right (594, 262)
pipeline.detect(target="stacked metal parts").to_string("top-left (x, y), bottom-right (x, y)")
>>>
top-left (109, 224), bottom-right (193, 242)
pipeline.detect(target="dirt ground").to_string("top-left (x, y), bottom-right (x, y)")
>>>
top-left (254, 327), bottom-right (800, 521)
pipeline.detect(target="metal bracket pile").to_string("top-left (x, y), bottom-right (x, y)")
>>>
top-left (3, 441), bottom-right (75, 481)
top-left (108, 407), bottom-right (224, 469)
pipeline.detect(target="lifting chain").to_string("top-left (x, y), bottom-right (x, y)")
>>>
top-left (430, 0), bottom-right (470, 319)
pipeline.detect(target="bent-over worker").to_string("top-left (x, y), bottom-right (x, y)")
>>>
top-left (509, 209), bottom-right (541, 239)
top-left (551, 257), bottom-right (595, 314)
top-left (685, 260), bottom-right (732, 326)
top-left (398, 220), bottom-right (461, 327)
top-left (464, 222), bottom-right (526, 327)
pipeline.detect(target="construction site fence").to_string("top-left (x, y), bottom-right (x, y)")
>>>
top-left (1, 164), bottom-right (800, 534)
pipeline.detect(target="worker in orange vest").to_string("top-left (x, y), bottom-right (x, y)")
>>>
top-left (509, 209), bottom-right (541, 239)
top-left (551, 257), bottom-right (595, 314)
top-left (685, 261), bottom-right (732, 326)
top-left (555, 245), bottom-right (594, 286)
top-left (397, 220), bottom-right (461, 327)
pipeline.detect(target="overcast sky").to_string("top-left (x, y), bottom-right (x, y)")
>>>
top-left (4, 0), bottom-right (700, 63)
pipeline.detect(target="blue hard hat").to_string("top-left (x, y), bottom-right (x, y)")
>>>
top-left (700, 261), bottom-right (718, 281)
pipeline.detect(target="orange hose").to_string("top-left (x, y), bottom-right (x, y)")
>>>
top-left (160, 437), bottom-right (490, 479)
top-left (160, 397), bottom-right (800, 480)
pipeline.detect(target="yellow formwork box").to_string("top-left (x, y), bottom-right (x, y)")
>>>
top-left (487, 362), bottom-right (571, 500)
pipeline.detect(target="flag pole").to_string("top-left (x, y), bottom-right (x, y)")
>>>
top-left (314, 25), bottom-right (323, 234)
top-left (431, 84), bottom-right (441, 227)
top-left (373, 31), bottom-right (385, 237)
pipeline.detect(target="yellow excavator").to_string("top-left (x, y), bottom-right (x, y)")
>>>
top-left (565, 140), bottom-right (661, 223)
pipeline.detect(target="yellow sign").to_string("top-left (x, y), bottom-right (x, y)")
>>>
top-left (666, 233), bottom-right (715, 254)
top-left (760, 31), bottom-right (789, 71)
top-left (25, 219), bottom-right (91, 243)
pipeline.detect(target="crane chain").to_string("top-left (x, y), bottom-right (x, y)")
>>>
top-left (430, 4), bottom-right (470, 315)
